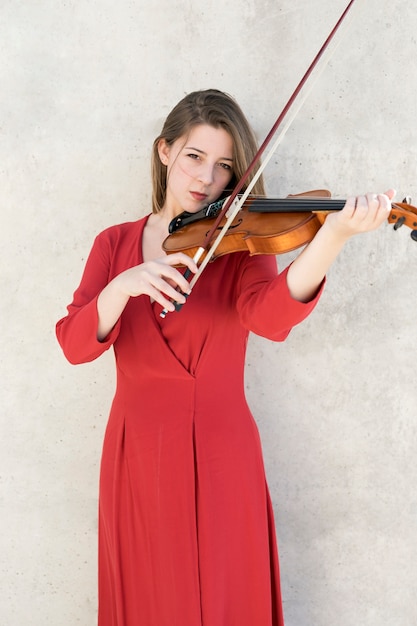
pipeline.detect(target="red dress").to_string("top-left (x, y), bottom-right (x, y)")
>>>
top-left (56, 216), bottom-right (323, 626)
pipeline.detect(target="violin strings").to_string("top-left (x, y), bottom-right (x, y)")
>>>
top-left (242, 196), bottom-right (346, 212)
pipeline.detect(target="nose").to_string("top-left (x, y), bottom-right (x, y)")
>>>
top-left (198, 162), bottom-right (215, 186)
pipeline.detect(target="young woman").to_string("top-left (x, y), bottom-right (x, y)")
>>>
top-left (56, 89), bottom-right (393, 626)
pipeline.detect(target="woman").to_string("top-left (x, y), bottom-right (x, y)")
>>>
top-left (56, 89), bottom-right (393, 626)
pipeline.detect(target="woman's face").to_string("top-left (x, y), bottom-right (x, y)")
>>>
top-left (158, 124), bottom-right (234, 217)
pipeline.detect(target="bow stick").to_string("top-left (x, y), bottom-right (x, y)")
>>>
top-left (161, 0), bottom-right (359, 318)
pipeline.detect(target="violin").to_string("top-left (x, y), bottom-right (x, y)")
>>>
top-left (163, 190), bottom-right (417, 261)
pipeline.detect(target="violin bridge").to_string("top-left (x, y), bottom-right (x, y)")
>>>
top-left (225, 197), bottom-right (241, 219)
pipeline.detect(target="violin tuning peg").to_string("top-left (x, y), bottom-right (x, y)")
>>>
top-left (393, 216), bottom-right (406, 230)
top-left (410, 230), bottom-right (417, 242)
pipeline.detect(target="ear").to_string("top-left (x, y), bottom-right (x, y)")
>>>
top-left (157, 139), bottom-right (170, 166)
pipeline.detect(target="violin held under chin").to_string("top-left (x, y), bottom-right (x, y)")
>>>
top-left (163, 189), bottom-right (417, 262)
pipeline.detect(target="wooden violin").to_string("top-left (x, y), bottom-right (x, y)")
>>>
top-left (162, 190), bottom-right (417, 261)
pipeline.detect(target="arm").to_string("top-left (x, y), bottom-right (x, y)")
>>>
top-left (235, 255), bottom-right (325, 342)
top-left (286, 190), bottom-right (395, 302)
top-left (56, 223), bottom-right (197, 361)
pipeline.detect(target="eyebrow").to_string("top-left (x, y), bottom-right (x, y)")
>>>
top-left (184, 146), bottom-right (233, 162)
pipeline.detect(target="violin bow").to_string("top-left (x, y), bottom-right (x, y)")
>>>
top-left (161, 0), bottom-right (359, 317)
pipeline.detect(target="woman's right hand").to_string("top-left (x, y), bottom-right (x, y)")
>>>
top-left (96, 253), bottom-right (198, 340)
top-left (114, 253), bottom-right (198, 311)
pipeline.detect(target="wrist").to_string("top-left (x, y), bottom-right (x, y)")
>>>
top-left (319, 215), bottom-right (353, 247)
top-left (110, 273), bottom-right (132, 301)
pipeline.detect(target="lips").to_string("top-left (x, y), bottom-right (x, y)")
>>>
top-left (190, 191), bottom-right (208, 202)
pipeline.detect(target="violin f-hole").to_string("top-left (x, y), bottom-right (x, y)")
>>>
top-left (205, 218), bottom-right (243, 239)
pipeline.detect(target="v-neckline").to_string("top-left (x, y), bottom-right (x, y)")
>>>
top-left (137, 215), bottom-right (197, 379)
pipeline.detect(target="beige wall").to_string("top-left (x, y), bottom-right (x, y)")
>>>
top-left (1, 1), bottom-right (417, 624)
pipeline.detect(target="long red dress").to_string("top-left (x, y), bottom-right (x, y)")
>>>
top-left (56, 216), bottom-right (323, 626)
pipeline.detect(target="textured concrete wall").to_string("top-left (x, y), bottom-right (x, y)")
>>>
top-left (1, 1), bottom-right (416, 624)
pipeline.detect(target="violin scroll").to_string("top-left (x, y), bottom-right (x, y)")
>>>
top-left (388, 197), bottom-right (417, 241)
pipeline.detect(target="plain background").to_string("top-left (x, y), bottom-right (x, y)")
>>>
top-left (1, 1), bottom-right (416, 624)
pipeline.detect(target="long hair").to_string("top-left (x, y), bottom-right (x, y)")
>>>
top-left (151, 89), bottom-right (265, 213)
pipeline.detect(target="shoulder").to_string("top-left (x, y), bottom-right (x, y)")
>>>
top-left (92, 216), bottom-right (149, 256)
top-left (95, 215), bottom-right (149, 246)
top-left (87, 215), bottom-right (149, 271)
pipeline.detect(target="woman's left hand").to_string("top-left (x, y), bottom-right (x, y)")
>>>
top-left (324, 189), bottom-right (395, 241)
top-left (286, 188), bottom-right (396, 303)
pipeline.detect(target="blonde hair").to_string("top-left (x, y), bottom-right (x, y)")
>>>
top-left (151, 89), bottom-right (265, 213)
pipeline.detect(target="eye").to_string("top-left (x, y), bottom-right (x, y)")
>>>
top-left (219, 162), bottom-right (232, 171)
top-left (186, 152), bottom-right (200, 160)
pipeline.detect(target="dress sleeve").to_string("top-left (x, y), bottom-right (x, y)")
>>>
top-left (56, 231), bottom-right (121, 364)
top-left (235, 254), bottom-right (325, 342)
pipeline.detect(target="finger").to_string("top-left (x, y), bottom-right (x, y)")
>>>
top-left (365, 192), bottom-right (392, 225)
top-left (147, 276), bottom-right (189, 310)
top-left (149, 288), bottom-right (178, 312)
top-left (356, 192), bottom-right (391, 230)
top-left (148, 269), bottom-right (191, 300)
top-left (138, 262), bottom-right (190, 299)
top-left (161, 254), bottom-right (198, 293)
top-left (354, 193), bottom-right (382, 229)
top-left (342, 196), bottom-right (357, 218)
top-left (365, 192), bottom-right (381, 218)
top-left (353, 195), bottom-right (369, 220)
top-left (377, 191), bottom-right (394, 214)
top-left (163, 253), bottom-right (199, 274)
top-left (156, 274), bottom-right (189, 299)
top-left (166, 266), bottom-right (194, 295)
top-left (383, 188), bottom-right (396, 201)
